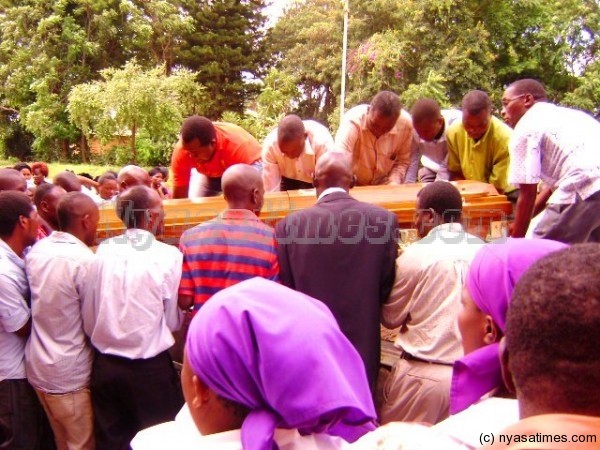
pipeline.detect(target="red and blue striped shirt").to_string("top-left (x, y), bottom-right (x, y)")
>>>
top-left (179, 209), bottom-right (279, 312)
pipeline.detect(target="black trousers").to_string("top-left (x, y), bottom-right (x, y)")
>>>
top-left (280, 176), bottom-right (313, 191)
top-left (203, 176), bottom-right (222, 197)
top-left (0, 379), bottom-right (55, 450)
top-left (91, 350), bottom-right (184, 450)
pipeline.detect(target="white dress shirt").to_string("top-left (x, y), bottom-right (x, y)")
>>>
top-left (262, 120), bottom-right (335, 192)
top-left (508, 102), bottom-right (600, 204)
top-left (132, 405), bottom-right (349, 450)
top-left (82, 229), bottom-right (183, 359)
top-left (406, 109), bottom-right (462, 182)
top-left (25, 231), bottom-right (94, 393)
top-left (382, 223), bottom-right (484, 364)
top-left (0, 239), bottom-right (30, 381)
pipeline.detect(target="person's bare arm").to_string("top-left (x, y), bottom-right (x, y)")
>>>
top-left (449, 170), bottom-right (465, 181)
top-left (172, 185), bottom-right (189, 199)
top-left (78, 176), bottom-right (99, 190)
top-left (178, 294), bottom-right (193, 311)
top-left (510, 183), bottom-right (537, 237)
top-left (533, 185), bottom-right (552, 217)
top-left (14, 318), bottom-right (31, 339)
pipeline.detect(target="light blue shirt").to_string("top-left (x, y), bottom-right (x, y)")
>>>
top-left (0, 238), bottom-right (30, 380)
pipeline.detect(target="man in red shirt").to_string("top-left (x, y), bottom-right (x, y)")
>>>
top-left (170, 116), bottom-right (262, 198)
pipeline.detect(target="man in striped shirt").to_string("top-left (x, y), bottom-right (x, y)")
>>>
top-left (178, 164), bottom-right (279, 313)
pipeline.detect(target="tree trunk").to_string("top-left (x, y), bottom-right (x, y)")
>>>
top-left (80, 133), bottom-right (88, 163)
top-left (130, 122), bottom-right (137, 164)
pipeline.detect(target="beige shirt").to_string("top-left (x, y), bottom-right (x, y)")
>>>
top-left (335, 105), bottom-right (414, 185)
top-left (262, 120), bottom-right (335, 192)
top-left (382, 223), bottom-right (484, 364)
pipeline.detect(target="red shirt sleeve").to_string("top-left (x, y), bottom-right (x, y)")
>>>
top-left (170, 139), bottom-right (196, 188)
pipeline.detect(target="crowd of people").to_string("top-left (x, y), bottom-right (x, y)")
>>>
top-left (1, 78), bottom-right (599, 450)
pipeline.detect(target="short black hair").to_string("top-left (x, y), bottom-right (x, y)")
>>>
top-left (116, 185), bottom-right (154, 229)
top-left (508, 79), bottom-right (547, 100)
top-left (33, 182), bottom-right (61, 209)
top-left (181, 116), bottom-right (216, 146)
top-left (13, 162), bottom-right (32, 173)
top-left (57, 192), bottom-right (97, 230)
top-left (78, 172), bottom-right (93, 180)
top-left (370, 91), bottom-right (402, 118)
top-left (97, 173), bottom-right (117, 185)
top-left (462, 90), bottom-right (492, 115)
top-left (417, 181), bottom-right (462, 222)
top-left (0, 191), bottom-right (34, 237)
top-left (410, 98), bottom-right (442, 125)
top-left (277, 115), bottom-right (305, 143)
top-left (148, 166), bottom-right (169, 180)
top-left (508, 244), bottom-right (600, 414)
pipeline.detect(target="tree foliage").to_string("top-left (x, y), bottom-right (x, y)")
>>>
top-left (0, 0), bottom-right (597, 162)
top-left (268, 0), bottom-right (599, 125)
top-left (68, 61), bottom-right (205, 165)
top-left (177, 0), bottom-right (268, 117)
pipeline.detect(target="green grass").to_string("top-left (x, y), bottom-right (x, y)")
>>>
top-left (2, 158), bottom-right (123, 178)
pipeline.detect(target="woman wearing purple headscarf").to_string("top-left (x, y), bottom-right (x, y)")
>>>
top-left (433, 238), bottom-right (568, 447)
top-left (132, 277), bottom-right (377, 450)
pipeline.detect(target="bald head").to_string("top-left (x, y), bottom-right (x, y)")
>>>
top-left (222, 164), bottom-right (264, 213)
top-left (53, 171), bottom-right (82, 192)
top-left (313, 151), bottom-right (354, 195)
top-left (118, 165), bottom-right (152, 191)
top-left (0, 168), bottom-right (27, 192)
top-left (57, 192), bottom-right (99, 246)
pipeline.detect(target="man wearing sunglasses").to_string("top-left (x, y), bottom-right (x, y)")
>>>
top-left (502, 78), bottom-right (600, 243)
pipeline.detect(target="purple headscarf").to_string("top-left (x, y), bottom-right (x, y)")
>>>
top-left (185, 277), bottom-right (377, 450)
top-left (450, 238), bottom-right (568, 414)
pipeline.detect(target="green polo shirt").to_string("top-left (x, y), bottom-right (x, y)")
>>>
top-left (446, 116), bottom-right (513, 192)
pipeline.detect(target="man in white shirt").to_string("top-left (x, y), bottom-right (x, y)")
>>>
top-left (82, 186), bottom-right (184, 449)
top-left (380, 182), bottom-right (483, 425)
top-left (502, 78), bottom-right (600, 243)
top-left (25, 192), bottom-right (99, 450)
top-left (0, 191), bottom-right (48, 449)
top-left (405, 99), bottom-right (461, 183)
top-left (262, 115), bottom-right (334, 191)
top-left (335, 91), bottom-right (414, 185)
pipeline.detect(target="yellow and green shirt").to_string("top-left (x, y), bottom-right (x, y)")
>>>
top-left (446, 116), bottom-right (513, 192)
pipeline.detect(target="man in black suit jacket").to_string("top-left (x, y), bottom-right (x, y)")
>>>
top-left (275, 152), bottom-right (398, 393)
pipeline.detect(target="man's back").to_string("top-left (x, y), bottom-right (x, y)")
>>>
top-left (276, 191), bottom-right (398, 389)
top-left (25, 232), bottom-right (94, 393)
top-left (179, 209), bottom-right (279, 312)
top-left (510, 102), bottom-right (600, 204)
top-left (82, 229), bottom-right (183, 358)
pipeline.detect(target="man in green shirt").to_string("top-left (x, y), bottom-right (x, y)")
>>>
top-left (446, 90), bottom-right (512, 194)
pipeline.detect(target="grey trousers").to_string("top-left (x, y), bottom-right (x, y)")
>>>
top-left (533, 190), bottom-right (600, 244)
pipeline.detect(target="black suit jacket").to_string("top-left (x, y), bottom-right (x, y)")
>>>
top-left (275, 191), bottom-right (398, 391)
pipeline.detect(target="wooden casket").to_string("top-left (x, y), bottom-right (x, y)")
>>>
top-left (97, 180), bottom-right (512, 244)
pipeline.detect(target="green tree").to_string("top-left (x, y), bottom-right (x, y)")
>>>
top-left (222, 67), bottom-right (302, 141)
top-left (267, 0), bottom-right (344, 121)
top-left (0, 0), bottom-right (194, 161)
top-left (177, 0), bottom-right (268, 117)
top-left (68, 61), bottom-right (205, 164)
